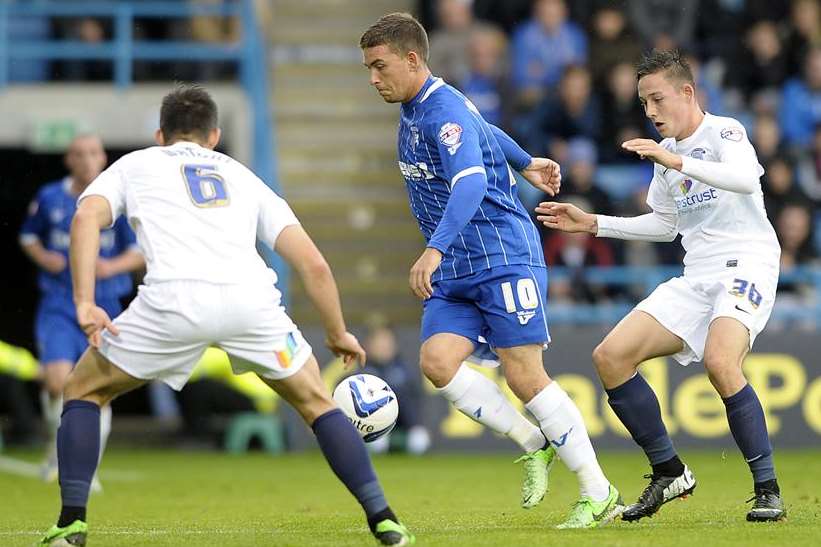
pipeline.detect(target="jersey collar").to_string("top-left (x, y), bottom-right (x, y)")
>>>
top-left (676, 112), bottom-right (710, 149)
top-left (405, 75), bottom-right (444, 107)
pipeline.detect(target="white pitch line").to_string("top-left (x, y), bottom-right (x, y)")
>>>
top-left (0, 455), bottom-right (144, 481)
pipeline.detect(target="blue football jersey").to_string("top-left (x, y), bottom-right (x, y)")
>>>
top-left (397, 76), bottom-right (545, 281)
top-left (20, 177), bottom-right (136, 300)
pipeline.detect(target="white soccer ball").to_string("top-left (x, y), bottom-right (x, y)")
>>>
top-left (333, 374), bottom-right (399, 442)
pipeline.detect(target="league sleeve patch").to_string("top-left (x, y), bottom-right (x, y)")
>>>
top-left (27, 200), bottom-right (39, 216)
top-left (720, 127), bottom-right (744, 142)
top-left (439, 122), bottom-right (463, 148)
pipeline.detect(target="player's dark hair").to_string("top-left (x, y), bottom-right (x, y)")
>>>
top-left (359, 12), bottom-right (429, 62)
top-left (160, 84), bottom-right (218, 142)
top-left (636, 49), bottom-right (695, 86)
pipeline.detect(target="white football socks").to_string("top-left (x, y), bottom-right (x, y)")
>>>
top-left (525, 381), bottom-right (610, 501)
top-left (438, 364), bottom-right (546, 453)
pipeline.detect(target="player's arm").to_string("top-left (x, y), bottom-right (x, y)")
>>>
top-left (273, 225), bottom-right (365, 367)
top-left (535, 202), bottom-right (678, 242)
top-left (19, 194), bottom-right (66, 274)
top-left (489, 123), bottom-right (561, 196)
top-left (70, 195), bottom-right (120, 347)
top-left (622, 130), bottom-right (760, 194)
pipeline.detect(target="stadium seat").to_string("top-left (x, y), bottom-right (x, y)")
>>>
top-left (223, 413), bottom-right (285, 455)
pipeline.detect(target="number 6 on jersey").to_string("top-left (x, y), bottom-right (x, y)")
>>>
top-left (182, 164), bottom-right (229, 207)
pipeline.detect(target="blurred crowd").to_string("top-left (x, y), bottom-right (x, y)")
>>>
top-left (420, 0), bottom-right (821, 306)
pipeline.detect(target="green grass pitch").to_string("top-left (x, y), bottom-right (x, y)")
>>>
top-left (1, 448), bottom-right (819, 546)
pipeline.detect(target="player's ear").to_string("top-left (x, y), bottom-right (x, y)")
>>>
top-left (407, 50), bottom-right (420, 72)
top-left (206, 128), bottom-right (221, 150)
top-left (154, 129), bottom-right (166, 146)
top-left (683, 82), bottom-right (696, 101)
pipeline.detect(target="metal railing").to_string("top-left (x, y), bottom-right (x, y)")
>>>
top-left (0, 0), bottom-right (285, 291)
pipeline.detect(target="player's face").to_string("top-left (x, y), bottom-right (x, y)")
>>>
top-left (363, 45), bottom-right (415, 103)
top-left (637, 72), bottom-right (694, 139)
top-left (65, 135), bottom-right (107, 186)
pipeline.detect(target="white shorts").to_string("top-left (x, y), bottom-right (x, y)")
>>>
top-left (635, 264), bottom-right (778, 365)
top-left (99, 281), bottom-right (312, 390)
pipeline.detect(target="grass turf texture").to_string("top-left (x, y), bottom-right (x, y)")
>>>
top-left (1, 449), bottom-right (818, 546)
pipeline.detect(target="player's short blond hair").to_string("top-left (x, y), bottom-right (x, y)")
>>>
top-left (359, 12), bottom-right (429, 63)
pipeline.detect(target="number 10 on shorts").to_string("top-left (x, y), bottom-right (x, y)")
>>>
top-left (501, 279), bottom-right (539, 313)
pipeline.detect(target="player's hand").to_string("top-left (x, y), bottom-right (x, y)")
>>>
top-left (41, 251), bottom-right (67, 274)
top-left (409, 247), bottom-right (442, 300)
top-left (76, 301), bottom-right (120, 349)
top-left (95, 258), bottom-right (117, 279)
top-left (326, 332), bottom-right (367, 369)
top-left (535, 201), bottom-right (598, 234)
top-left (521, 157), bottom-right (562, 196)
top-left (621, 139), bottom-right (683, 171)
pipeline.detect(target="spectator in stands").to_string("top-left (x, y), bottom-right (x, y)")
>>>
top-left (726, 20), bottom-right (789, 104)
top-left (527, 65), bottom-right (600, 154)
top-left (695, 0), bottom-right (745, 65)
top-left (361, 325), bottom-right (430, 455)
top-left (785, 0), bottom-right (821, 75)
top-left (543, 197), bottom-right (615, 304)
top-left (685, 53), bottom-right (725, 114)
top-left (472, 0), bottom-right (532, 34)
top-left (561, 138), bottom-right (612, 215)
top-left (587, 6), bottom-right (642, 87)
top-left (627, 0), bottom-right (699, 50)
top-left (460, 26), bottom-right (510, 126)
top-left (778, 204), bottom-right (817, 268)
top-left (429, 0), bottom-right (480, 85)
top-left (510, 0), bottom-right (587, 109)
top-left (762, 157), bottom-right (809, 220)
top-left (780, 47), bottom-right (821, 148)
top-left (795, 125), bottom-right (821, 203)
top-left (55, 18), bottom-right (111, 81)
top-left (600, 62), bottom-right (648, 163)
top-left (752, 114), bottom-right (785, 166)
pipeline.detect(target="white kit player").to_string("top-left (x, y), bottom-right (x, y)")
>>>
top-left (39, 85), bottom-right (415, 547)
top-left (536, 50), bottom-right (786, 523)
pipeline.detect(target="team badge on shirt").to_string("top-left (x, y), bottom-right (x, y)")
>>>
top-left (720, 127), bottom-right (743, 142)
top-left (439, 122), bottom-right (463, 155)
top-left (689, 147), bottom-right (707, 160)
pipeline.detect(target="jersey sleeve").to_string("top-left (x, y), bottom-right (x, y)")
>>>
top-left (255, 178), bottom-right (300, 250)
top-left (645, 164), bottom-right (677, 215)
top-left (19, 188), bottom-right (49, 245)
top-left (79, 160), bottom-right (127, 228)
top-left (714, 123), bottom-right (764, 177)
top-left (427, 111), bottom-right (485, 189)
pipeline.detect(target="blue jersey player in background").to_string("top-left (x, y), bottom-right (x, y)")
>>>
top-left (360, 13), bottom-right (623, 529)
top-left (19, 134), bottom-right (144, 486)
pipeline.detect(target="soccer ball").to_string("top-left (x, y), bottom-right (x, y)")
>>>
top-left (333, 374), bottom-right (399, 442)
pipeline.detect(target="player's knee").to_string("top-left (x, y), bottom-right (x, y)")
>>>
top-left (419, 349), bottom-right (459, 387)
top-left (592, 342), bottom-right (617, 375)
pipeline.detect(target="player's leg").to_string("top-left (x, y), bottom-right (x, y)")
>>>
top-left (497, 344), bottom-right (622, 528)
top-left (40, 347), bottom-right (145, 546)
top-left (420, 333), bottom-right (546, 454)
top-left (593, 310), bottom-right (697, 521)
top-left (259, 355), bottom-right (413, 546)
top-left (703, 317), bottom-right (785, 521)
top-left (40, 360), bottom-right (73, 477)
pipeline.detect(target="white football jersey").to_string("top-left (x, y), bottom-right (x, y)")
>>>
top-left (80, 141), bottom-right (298, 290)
top-left (647, 113), bottom-right (780, 274)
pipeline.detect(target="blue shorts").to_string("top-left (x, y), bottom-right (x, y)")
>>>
top-left (421, 265), bottom-right (551, 352)
top-left (35, 296), bottom-right (122, 366)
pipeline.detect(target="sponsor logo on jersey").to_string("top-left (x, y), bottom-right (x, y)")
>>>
top-left (49, 208), bottom-right (64, 224)
top-left (439, 122), bottom-right (463, 155)
top-left (679, 179), bottom-right (693, 195)
top-left (410, 125), bottom-right (420, 150)
top-left (398, 160), bottom-right (435, 181)
top-left (720, 127), bottom-right (743, 142)
top-left (675, 187), bottom-right (719, 213)
top-left (689, 147), bottom-right (707, 160)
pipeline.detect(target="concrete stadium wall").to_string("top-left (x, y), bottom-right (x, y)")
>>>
top-left (0, 84), bottom-right (252, 163)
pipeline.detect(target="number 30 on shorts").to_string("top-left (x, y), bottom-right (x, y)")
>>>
top-left (730, 278), bottom-right (763, 308)
top-left (501, 279), bottom-right (539, 313)
top-left (182, 164), bottom-right (229, 207)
